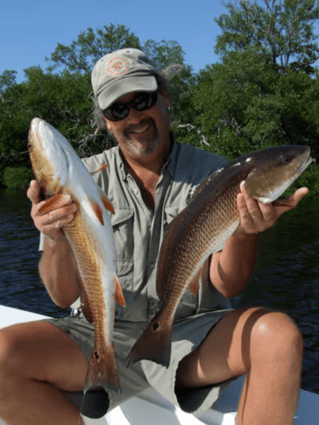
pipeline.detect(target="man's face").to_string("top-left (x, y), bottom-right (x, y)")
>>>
top-left (105, 90), bottom-right (171, 159)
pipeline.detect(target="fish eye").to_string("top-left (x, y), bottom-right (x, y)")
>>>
top-left (280, 155), bottom-right (291, 165)
top-left (28, 143), bottom-right (32, 152)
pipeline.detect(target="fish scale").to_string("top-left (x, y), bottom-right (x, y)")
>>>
top-left (126, 145), bottom-right (313, 368)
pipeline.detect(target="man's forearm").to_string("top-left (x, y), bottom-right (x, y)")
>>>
top-left (210, 230), bottom-right (259, 298)
top-left (39, 233), bottom-right (80, 308)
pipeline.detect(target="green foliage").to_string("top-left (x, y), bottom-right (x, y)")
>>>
top-left (176, 0), bottom-right (319, 162)
top-left (46, 24), bottom-right (141, 73)
top-left (283, 164), bottom-right (319, 198)
top-left (0, 70), bottom-right (17, 94)
top-left (215, 0), bottom-right (319, 75)
top-left (0, 15), bottom-right (318, 198)
top-left (3, 167), bottom-right (33, 189)
top-left (0, 26), bottom-right (191, 187)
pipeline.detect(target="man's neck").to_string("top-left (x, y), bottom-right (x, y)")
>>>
top-left (119, 135), bottom-right (172, 211)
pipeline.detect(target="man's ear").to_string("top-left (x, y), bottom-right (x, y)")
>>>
top-left (161, 90), bottom-right (170, 109)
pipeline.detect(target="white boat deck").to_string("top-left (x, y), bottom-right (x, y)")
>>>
top-left (0, 305), bottom-right (318, 425)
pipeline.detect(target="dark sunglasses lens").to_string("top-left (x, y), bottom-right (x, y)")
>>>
top-left (104, 105), bottom-right (129, 121)
top-left (103, 91), bottom-right (158, 122)
top-left (134, 91), bottom-right (158, 111)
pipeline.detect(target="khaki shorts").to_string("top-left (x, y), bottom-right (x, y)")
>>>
top-left (44, 308), bottom-right (233, 417)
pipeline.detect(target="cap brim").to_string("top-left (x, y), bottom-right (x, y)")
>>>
top-left (97, 75), bottom-right (158, 110)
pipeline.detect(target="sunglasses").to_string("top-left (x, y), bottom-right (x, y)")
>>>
top-left (102, 91), bottom-right (158, 122)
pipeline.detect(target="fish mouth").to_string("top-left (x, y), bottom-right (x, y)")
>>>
top-left (295, 149), bottom-right (314, 178)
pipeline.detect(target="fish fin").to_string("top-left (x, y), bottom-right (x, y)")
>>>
top-left (81, 299), bottom-right (94, 324)
top-left (89, 199), bottom-right (104, 225)
top-left (191, 168), bottom-right (224, 201)
top-left (187, 263), bottom-right (206, 295)
top-left (99, 188), bottom-right (115, 214)
top-left (84, 343), bottom-right (122, 395)
top-left (38, 193), bottom-right (65, 213)
top-left (114, 275), bottom-right (126, 307)
top-left (74, 265), bottom-right (94, 323)
top-left (187, 273), bottom-right (200, 296)
top-left (90, 164), bottom-right (108, 176)
top-left (126, 311), bottom-right (172, 368)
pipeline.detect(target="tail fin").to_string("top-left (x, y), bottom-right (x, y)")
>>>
top-left (126, 312), bottom-right (173, 368)
top-left (84, 343), bottom-right (122, 395)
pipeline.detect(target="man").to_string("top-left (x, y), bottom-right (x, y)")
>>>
top-left (0, 49), bottom-right (307, 425)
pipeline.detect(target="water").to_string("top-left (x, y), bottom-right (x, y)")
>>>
top-left (0, 188), bottom-right (318, 394)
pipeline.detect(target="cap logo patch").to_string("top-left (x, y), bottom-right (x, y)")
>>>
top-left (107, 57), bottom-right (129, 76)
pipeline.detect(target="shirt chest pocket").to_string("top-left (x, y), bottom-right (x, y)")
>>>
top-left (163, 205), bottom-right (182, 235)
top-left (111, 209), bottom-right (134, 292)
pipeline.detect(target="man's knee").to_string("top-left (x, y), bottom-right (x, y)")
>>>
top-left (0, 326), bottom-right (26, 377)
top-left (249, 308), bottom-right (303, 365)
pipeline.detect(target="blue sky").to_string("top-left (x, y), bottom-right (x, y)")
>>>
top-left (1, 0), bottom-right (228, 83)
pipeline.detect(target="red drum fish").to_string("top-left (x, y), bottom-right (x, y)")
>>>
top-left (28, 118), bottom-right (125, 394)
top-left (127, 145), bottom-right (313, 368)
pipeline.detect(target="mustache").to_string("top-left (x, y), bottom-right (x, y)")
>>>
top-left (124, 118), bottom-right (154, 137)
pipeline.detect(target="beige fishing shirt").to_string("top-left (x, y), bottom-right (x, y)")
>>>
top-left (40, 135), bottom-right (231, 321)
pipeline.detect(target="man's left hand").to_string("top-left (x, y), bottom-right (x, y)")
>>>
top-left (235, 181), bottom-right (309, 236)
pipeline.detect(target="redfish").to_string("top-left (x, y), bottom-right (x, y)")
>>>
top-left (28, 118), bottom-right (125, 394)
top-left (127, 145), bottom-right (313, 368)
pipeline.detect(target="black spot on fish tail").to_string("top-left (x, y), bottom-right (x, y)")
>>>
top-left (126, 315), bottom-right (172, 368)
top-left (153, 322), bottom-right (160, 331)
top-left (84, 345), bottom-right (122, 395)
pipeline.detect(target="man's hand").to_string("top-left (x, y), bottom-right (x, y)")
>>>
top-left (235, 181), bottom-right (309, 236)
top-left (27, 180), bottom-right (77, 241)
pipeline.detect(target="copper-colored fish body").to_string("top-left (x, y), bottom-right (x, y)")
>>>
top-left (28, 118), bottom-right (125, 395)
top-left (127, 145), bottom-right (313, 368)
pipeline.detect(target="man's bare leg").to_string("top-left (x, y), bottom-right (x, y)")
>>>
top-left (176, 307), bottom-right (303, 425)
top-left (0, 321), bottom-right (89, 425)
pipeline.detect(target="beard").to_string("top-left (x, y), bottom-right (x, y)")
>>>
top-left (123, 118), bottom-right (161, 156)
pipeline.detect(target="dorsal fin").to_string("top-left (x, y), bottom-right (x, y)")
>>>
top-left (90, 164), bottom-right (108, 176)
top-left (191, 168), bottom-right (224, 201)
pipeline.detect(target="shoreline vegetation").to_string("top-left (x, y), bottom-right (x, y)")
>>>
top-left (1, 1), bottom-right (319, 193)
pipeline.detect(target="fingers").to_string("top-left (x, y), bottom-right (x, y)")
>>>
top-left (27, 180), bottom-right (77, 238)
top-left (279, 187), bottom-right (309, 208)
top-left (237, 182), bottom-right (309, 236)
top-left (40, 202), bottom-right (77, 229)
top-left (27, 180), bottom-right (42, 204)
top-left (237, 182), bottom-right (276, 234)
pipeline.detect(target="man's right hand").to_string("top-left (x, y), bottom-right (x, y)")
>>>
top-left (27, 180), bottom-right (77, 241)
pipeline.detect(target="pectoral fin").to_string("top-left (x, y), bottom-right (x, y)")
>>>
top-left (114, 275), bottom-right (126, 307)
top-left (89, 199), bottom-right (104, 225)
top-left (99, 188), bottom-right (115, 214)
top-left (187, 267), bottom-right (202, 296)
top-left (38, 193), bottom-right (68, 214)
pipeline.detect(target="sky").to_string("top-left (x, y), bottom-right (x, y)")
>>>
top-left (0, 0), bottom-right (228, 84)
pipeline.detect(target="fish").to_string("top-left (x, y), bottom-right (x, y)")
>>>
top-left (28, 117), bottom-right (126, 395)
top-left (126, 145), bottom-right (313, 368)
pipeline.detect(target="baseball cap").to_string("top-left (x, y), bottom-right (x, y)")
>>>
top-left (92, 48), bottom-right (158, 110)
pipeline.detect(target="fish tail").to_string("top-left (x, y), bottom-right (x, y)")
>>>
top-left (84, 343), bottom-right (122, 395)
top-left (126, 312), bottom-right (173, 368)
